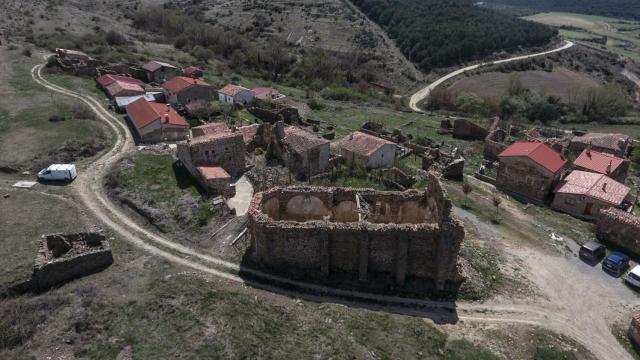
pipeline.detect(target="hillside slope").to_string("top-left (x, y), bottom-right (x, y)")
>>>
top-left (485, 0), bottom-right (640, 20)
top-left (351, 0), bottom-right (557, 72)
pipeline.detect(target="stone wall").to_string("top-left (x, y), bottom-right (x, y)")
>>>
top-left (248, 173), bottom-right (464, 291)
top-left (453, 119), bottom-right (488, 140)
top-left (597, 208), bottom-right (640, 255)
top-left (496, 157), bottom-right (561, 204)
top-left (484, 129), bottom-right (508, 161)
top-left (630, 314), bottom-right (640, 350)
top-left (33, 233), bottom-right (114, 291)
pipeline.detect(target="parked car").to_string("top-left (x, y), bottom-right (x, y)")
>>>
top-left (602, 252), bottom-right (630, 277)
top-left (37, 164), bottom-right (77, 182)
top-left (625, 265), bottom-right (640, 290)
top-left (579, 241), bottom-right (606, 263)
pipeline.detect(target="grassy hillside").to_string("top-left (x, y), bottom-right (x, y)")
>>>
top-left (485, 0), bottom-right (640, 20)
top-left (352, 0), bottom-right (557, 72)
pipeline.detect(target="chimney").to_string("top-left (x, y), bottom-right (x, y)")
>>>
top-left (602, 182), bottom-right (607, 192)
top-left (606, 160), bottom-right (612, 174)
top-left (587, 141), bottom-right (592, 156)
top-left (166, 104), bottom-right (171, 112)
top-left (164, 114), bottom-right (169, 123)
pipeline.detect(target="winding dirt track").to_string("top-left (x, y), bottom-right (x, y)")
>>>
top-left (31, 59), bottom-right (632, 360)
top-left (408, 41), bottom-right (575, 112)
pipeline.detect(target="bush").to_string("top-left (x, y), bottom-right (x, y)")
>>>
top-left (527, 102), bottom-right (559, 124)
top-left (582, 85), bottom-right (628, 122)
top-left (105, 30), bottom-right (128, 45)
top-left (426, 87), bottom-right (454, 110)
top-left (454, 92), bottom-right (485, 115)
top-left (321, 86), bottom-right (368, 102)
top-left (21, 46), bottom-right (32, 57)
top-left (307, 98), bottom-right (325, 110)
top-left (48, 115), bottom-right (66, 122)
top-left (631, 147), bottom-right (640, 164)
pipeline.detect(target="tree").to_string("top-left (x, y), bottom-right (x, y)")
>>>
top-left (454, 92), bottom-right (485, 115)
top-left (462, 182), bottom-right (473, 208)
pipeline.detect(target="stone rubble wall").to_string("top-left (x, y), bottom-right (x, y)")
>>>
top-left (597, 208), bottom-right (640, 255)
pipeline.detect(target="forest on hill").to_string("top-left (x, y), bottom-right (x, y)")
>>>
top-left (486, 0), bottom-right (640, 20)
top-left (351, 0), bottom-right (556, 72)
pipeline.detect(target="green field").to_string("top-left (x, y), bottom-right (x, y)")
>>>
top-left (525, 12), bottom-right (640, 61)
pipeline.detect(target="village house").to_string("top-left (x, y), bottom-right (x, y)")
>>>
top-left (143, 60), bottom-right (179, 84)
top-left (496, 142), bottom-right (568, 204)
top-left (162, 76), bottom-right (214, 107)
top-left (573, 148), bottom-right (629, 183)
top-left (552, 170), bottom-right (631, 220)
top-left (281, 126), bottom-right (330, 180)
top-left (569, 132), bottom-right (631, 158)
top-left (252, 86), bottom-right (282, 101)
top-left (183, 66), bottom-right (203, 79)
top-left (114, 92), bottom-right (162, 112)
top-left (103, 80), bottom-right (145, 99)
top-left (218, 84), bottom-right (255, 105)
top-left (176, 131), bottom-right (246, 195)
top-left (96, 74), bottom-right (144, 88)
top-left (125, 98), bottom-right (189, 143)
top-left (339, 131), bottom-right (397, 169)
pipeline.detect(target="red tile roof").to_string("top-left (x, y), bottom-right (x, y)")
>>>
top-left (192, 122), bottom-right (229, 137)
top-left (125, 98), bottom-right (188, 130)
top-left (252, 86), bottom-right (272, 97)
top-left (104, 80), bottom-right (145, 98)
top-left (197, 165), bottom-right (230, 180)
top-left (555, 170), bottom-right (630, 206)
top-left (498, 142), bottom-right (567, 174)
top-left (574, 149), bottom-right (625, 175)
top-left (571, 133), bottom-right (630, 153)
top-left (283, 126), bottom-right (330, 153)
top-left (142, 60), bottom-right (177, 72)
top-left (190, 130), bottom-right (242, 145)
top-left (162, 76), bottom-right (210, 93)
top-left (238, 124), bottom-right (259, 145)
top-left (339, 131), bottom-right (395, 157)
top-left (96, 74), bottom-right (144, 87)
top-left (219, 84), bottom-right (250, 97)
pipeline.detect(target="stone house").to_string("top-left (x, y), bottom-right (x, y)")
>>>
top-left (162, 76), bottom-right (214, 107)
top-left (218, 84), bottom-right (255, 105)
top-left (552, 170), bottom-right (631, 220)
top-left (125, 98), bottom-right (189, 143)
top-left (176, 131), bottom-right (246, 196)
top-left (569, 132), bottom-right (631, 158)
top-left (573, 148), bottom-right (629, 183)
top-left (183, 66), bottom-right (203, 79)
top-left (281, 126), bottom-right (330, 180)
top-left (598, 208), bottom-right (640, 256)
top-left (339, 131), bottom-right (397, 169)
top-left (143, 60), bottom-right (179, 84)
top-left (630, 314), bottom-right (640, 350)
top-left (104, 80), bottom-right (145, 99)
top-left (497, 142), bottom-right (568, 204)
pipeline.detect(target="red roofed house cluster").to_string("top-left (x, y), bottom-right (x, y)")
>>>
top-left (573, 147), bottom-right (629, 183)
top-left (338, 131), bottom-right (397, 169)
top-left (125, 98), bottom-right (189, 143)
top-left (497, 141), bottom-right (568, 204)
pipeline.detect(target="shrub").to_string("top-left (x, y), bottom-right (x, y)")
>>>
top-left (426, 88), bottom-right (454, 110)
top-left (321, 86), bottom-right (368, 102)
top-left (48, 115), bottom-right (66, 122)
top-left (21, 46), bottom-right (32, 57)
top-left (454, 92), bottom-right (485, 115)
top-left (105, 30), bottom-right (128, 46)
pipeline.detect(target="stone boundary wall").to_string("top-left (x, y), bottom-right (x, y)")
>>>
top-left (248, 173), bottom-right (464, 291)
top-left (597, 208), bottom-right (640, 255)
top-left (630, 314), bottom-right (640, 350)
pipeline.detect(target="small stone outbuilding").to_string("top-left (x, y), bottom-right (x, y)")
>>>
top-left (281, 126), bottom-right (330, 180)
top-left (339, 131), bottom-right (397, 169)
top-left (218, 84), bottom-right (255, 106)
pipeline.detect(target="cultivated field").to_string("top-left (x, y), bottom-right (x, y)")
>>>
top-left (447, 67), bottom-right (600, 103)
top-left (525, 12), bottom-right (640, 62)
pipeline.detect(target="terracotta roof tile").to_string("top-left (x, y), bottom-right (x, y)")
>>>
top-left (571, 133), bottom-right (630, 153)
top-left (96, 74), bottom-right (144, 87)
top-left (125, 98), bottom-right (188, 129)
top-left (339, 131), bottom-right (395, 157)
top-left (183, 66), bottom-right (202, 76)
top-left (499, 141), bottom-right (567, 174)
top-left (197, 166), bottom-right (230, 180)
top-left (104, 80), bottom-right (145, 98)
top-left (142, 60), bottom-right (177, 72)
top-left (282, 126), bottom-right (330, 153)
top-left (190, 130), bottom-right (243, 144)
top-left (219, 84), bottom-right (250, 97)
top-left (574, 149), bottom-right (625, 175)
top-left (555, 170), bottom-right (630, 206)
top-left (162, 76), bottom-right (210, 93)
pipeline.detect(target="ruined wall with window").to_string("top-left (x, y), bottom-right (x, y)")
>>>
top-left (247, 173), bottom-right (465, 292)
top-left (177, 132), bottom-right (245, 176)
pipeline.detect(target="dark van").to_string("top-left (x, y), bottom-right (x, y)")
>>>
top-left (579, 241), bottom-right (606, 263)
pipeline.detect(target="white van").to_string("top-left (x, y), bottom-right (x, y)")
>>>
top-left (37, 164), bottom-right (77, 182)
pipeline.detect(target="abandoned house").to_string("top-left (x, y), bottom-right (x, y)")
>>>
top-left (339, 131), bottom-right (397, 169)
top-left (162, 76), bottom-right (215, 107)
top-left (218, 84), bottom-right (255, 105)
top-left (281, 126), bottom-right (330, 180)
top-left (497, 142), bottom-right (568, 204)
top-left (552, 170), bottom-right (631, 220)
top-left (573, 148), bottom-right (629, 183)
top-left (569, 132), bottom-right (631, 158)
top-left (103, 79), bottom-right (146, 99)
top-left (183, 65), bottom-right (203, 79)
top-left (248, 173), bottom-right (464, 291)
top-left (252, 86), bottom-right (282, 101)
top-left (177, 131), bottom-right (246, 195)
top-left (191, 122), bottom-right (229, 138)
top-left (143, 60), bottom-right (179, 84)
top-left (125, 98), bottom-right (189, 143)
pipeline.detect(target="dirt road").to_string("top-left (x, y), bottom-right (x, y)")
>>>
top-left (409, 41), bottom-right (575, 112)
top-left (31, 59), bottom-right (634, 360)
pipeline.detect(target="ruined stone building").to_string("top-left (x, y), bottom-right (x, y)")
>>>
top-left (552, 170), bottom-right (631, 220)
top-left (497, 142), bottom-right (568, 204)
top-left (281, 126), bottom-right (330, 180)
top-left (597, 208), bottom-right (640, 255)
top-left (630, 314), bottom-right (640, 349)
top-left (248, 173), bottom-right (464, 291)
top-left (125, 98), bottom-right (189, 143)
top-left (339, 131), bottom-right (397, 169)
top-left (177, 131), bottom-right (246, 195)
top-left (573, 148), bottom-right (629, 183)
top-left (568, 132), bottom-right (631, 158)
